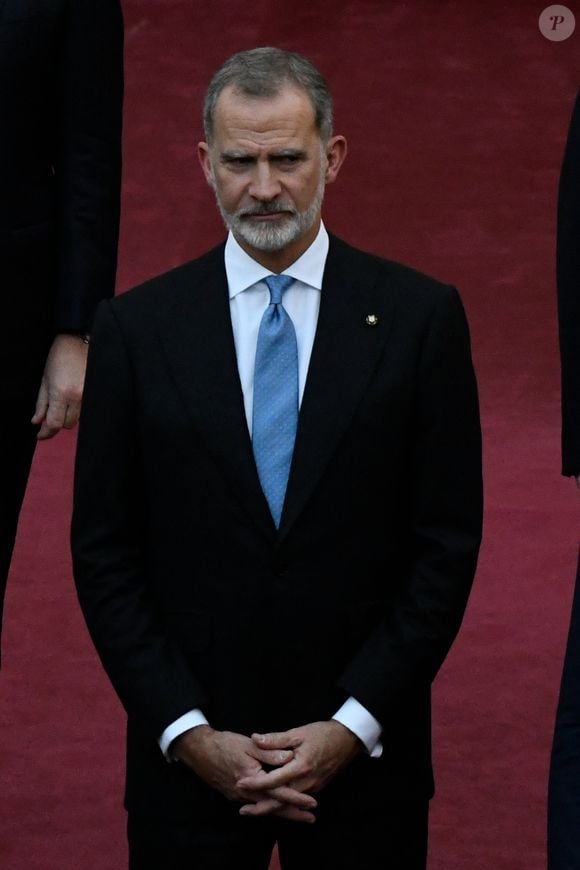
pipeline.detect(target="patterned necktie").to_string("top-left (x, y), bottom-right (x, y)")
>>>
top-left (252, 275), bottom-right (298, 527)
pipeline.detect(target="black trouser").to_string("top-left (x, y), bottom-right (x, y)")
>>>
top-left (128, 796), bottom-right (429, 870)
top-left (548, 552), bottom-right (580, 869)
top-left (0, 396), bottom-right (39, 661)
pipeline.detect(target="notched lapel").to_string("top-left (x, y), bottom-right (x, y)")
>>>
top-left (155, 247), bottom-right (276, 542)
top-left (279, 237), bottom-right (397, 539)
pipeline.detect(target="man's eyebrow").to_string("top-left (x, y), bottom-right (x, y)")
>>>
top-left (272, 149), bottom-right (307, 159)
top-left (220, 150), bottom-right (254, 161)
top-left (219, 148), bottom-right (308, 161)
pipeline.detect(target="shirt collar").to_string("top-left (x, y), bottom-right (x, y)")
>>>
top-left (225, 222), bottom-right (329, 300)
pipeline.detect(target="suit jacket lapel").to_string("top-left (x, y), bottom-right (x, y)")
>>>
top-left (156, 245), bottom-right (276, 542)
top-left (155, 237), bottom-right (396, 544)
top-left (279, 236), bottom-right (397, 539)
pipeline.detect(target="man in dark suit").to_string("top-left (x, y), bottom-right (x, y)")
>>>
top-left (0, 0), bottom-right (123, 655)
top-left (72, 48), bottom-right (483, 869)
top-left (548, 89), bottom-right (580, 870)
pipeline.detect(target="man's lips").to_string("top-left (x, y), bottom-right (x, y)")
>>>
top-left (241, 210), bottom-right (293, 221)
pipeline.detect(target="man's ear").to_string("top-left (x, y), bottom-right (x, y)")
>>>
top-left (324, 135), bottom-right (347, 184)
top-left (197, 142), bottom-right (215, 187)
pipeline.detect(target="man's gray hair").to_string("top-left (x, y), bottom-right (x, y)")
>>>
top-left (203, 47), bottom-right (333, 144)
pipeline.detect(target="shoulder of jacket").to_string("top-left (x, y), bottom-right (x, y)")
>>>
top-left (328, 233), bottom-right (456, 302)
top-left (110, 242), bottom-right (226, 314)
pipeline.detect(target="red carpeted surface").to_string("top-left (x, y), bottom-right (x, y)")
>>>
top-left (1, 2), bottom-right (579, 867)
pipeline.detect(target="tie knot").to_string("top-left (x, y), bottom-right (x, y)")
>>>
top-left (264, 274), bottom-right (294, 305)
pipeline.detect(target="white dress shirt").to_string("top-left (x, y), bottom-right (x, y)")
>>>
top-left (159, 223), bottom-right (383, 759)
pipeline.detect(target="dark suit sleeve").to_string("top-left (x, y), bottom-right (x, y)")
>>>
top-left (71, 301), bottom-right (208, 737)
top-left (557, 90), bottom-right (580, 477)
top-left (338, 287), bottom-right (483, 722)
top-left (54, 0), bottom-right (124, 332)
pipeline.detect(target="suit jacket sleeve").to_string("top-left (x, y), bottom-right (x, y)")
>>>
top-left (54, 0), bottom-right (124, 332)
top-left (338, 286), bottom-right (483, 722)
top-left (71, 300), bottom-right (208, 737)
top-left (557, 90), bottom-right (580, 477)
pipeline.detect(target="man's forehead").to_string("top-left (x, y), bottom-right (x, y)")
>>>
top-left (213, 84), bottom-right (317, 133)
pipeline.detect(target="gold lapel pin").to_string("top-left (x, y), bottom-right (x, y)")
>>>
top-left (365, 314), bottom-right (379, 327)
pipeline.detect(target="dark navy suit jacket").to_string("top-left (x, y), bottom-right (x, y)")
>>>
top-left (556, 91), bottom-right (580, 479)
top-left (549, 90), bottom-right (580, 870)
top-left (0, 0), bottom-right (123, 397)
top-left (72, 235), bottom-right (483, 819)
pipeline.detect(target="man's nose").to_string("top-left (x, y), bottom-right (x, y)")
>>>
top-left (248, 164), bottom-right (282, 201)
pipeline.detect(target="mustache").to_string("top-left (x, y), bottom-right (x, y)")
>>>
top-left (238, 201), bottom-right (297, 217)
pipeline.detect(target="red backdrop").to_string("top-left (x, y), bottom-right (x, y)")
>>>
top-left (1, 2), bottom-right (579, 868)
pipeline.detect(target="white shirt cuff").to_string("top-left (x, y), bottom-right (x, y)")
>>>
top-left (158, 709), bottom-right (209, 759)
top-left (332, 696), bottom-right (383, 758)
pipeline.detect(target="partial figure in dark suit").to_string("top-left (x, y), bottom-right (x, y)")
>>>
top-left (549, 89), bottom-right (580, 870)
top-left (0, 0), bottom-right (123, 656)
top-left (72, 48), bottom-right (483, 870)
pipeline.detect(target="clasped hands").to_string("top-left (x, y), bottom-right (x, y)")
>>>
top-left (173, 720), bottom-right (361, 824)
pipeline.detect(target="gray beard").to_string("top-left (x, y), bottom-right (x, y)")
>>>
top-left (213, 174), bottom-right (325, 253)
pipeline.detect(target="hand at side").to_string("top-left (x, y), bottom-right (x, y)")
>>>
top-left (237, 720), bottom-right (362, 819)
top-left (32, 334), bottom-right (89, 439)
top-left (172, 725), bottom-right (318, 823)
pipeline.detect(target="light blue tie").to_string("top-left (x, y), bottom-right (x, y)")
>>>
top-left (252, 275), bottom-right (298, 527)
